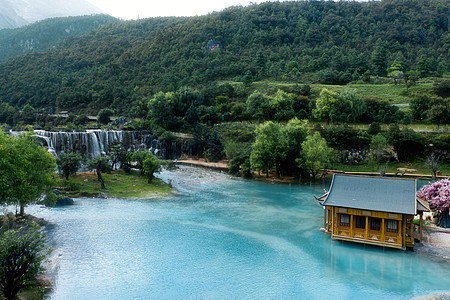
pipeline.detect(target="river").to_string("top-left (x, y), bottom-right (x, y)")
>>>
top-left (25, 166), bottom-right (450, 299)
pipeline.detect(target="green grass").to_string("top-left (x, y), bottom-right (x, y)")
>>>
top-left (246, 80), bottom-right (434, 104)
top-left (332, 161), bottom-right (450, 177)
top-left (310, 82), bottom-right (433, 104)
top-left (57, 170), bottom-right (172, 199)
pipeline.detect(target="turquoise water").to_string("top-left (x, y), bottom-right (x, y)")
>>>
top-left (27, 166), bottom-right (449, 299)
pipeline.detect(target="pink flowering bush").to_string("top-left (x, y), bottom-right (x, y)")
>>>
top-left (417, 179), bottom-right (450, 210)
top-left (417, 178), bottom-right (450, 227)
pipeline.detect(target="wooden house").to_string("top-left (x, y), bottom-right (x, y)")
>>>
top-left (321, 174), bottom-right (430, 250)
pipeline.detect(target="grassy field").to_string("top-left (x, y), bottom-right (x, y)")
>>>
top-left (248, 80), bottom-right (434, 104)
top-left (332, 161), bottom-right (450, 177)
top-left (57, 170), bottom-right (172, 199)
top-left (309, 82), bottom-right (433, 104)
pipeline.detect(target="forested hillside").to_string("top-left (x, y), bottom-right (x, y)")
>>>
top-left (0, 0), bottom-right (448, 113)
top-left (0, 15), bottom-right (117, 62)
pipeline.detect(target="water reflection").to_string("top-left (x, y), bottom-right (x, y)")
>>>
top-left (22, 166), bottom-right (450, 299)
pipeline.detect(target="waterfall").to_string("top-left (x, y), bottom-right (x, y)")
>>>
top-left (34, 130), bottom-right (157, 159)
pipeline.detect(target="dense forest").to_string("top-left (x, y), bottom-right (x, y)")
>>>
top-left (0, 14), bottom-right (117, 62)
top-left (0, 0), bottom-right (448, 114)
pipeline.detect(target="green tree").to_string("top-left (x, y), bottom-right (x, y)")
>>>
top-left (148, 92), bottom-right (178, 130)
top-left (271, 90), bottom-right (295, 122)
top-left (74, 114), bottom-right (90, 126)
top-left (97, 108), bottom-right (114, 124)
top-left (246, 91), bottom-right (272, 121)
top-left (415, 54), bottom-right (431, 78)
top-left (206, 130), bottom-right (224, 162)
top-left (410, 95), bottom-right (432, 121)
top-left (250, 121), bottom-right (286, 177)
top-left (243, 70), bottom-right (253, 87)
top-left (371, 39), bottom-right (388, 77)
top-left (131, 151), bottom-right (151, 175)
top-left (0, 224), bottom-right (49, 300)
top-left (173, 86), bottom-right (204, 117)
top-left (143, 154), bottom-right (161, 183)
top-left (183, 104), bottom-right (200, 129)
top-left (387, 59), bottom-right (405, 85)
top-left (56, 152), bottom-right (82, 180)
top-left (369, 133), bottom-right (388, 169)
top-left (21, 104), bottom-right (36, 125)
top-left (280, 118), bottom-right (309, 176)
top-left (336, 89), bottom-right (366, 122)
top-left (428, 99), bottom-right (449, 128)
top-left (87, 156), bottom-right (111, 189)
top-left (404, 70), bottom-right (419, 88)
top-left (313, 88), bottom-right (338, 124)
top-left (0, 131), bottom-right (56, 216)
top-left (387, 125), bottom-right (425, 162)
top-left (299, 132), bottom-right (334, 180)
top-left (109, 141), bottom-right (132, 172)
top-left (192, 124), bottom-right (211, 157)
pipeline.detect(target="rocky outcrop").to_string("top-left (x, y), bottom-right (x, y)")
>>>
top-left (53, 189), bottom-right (74, 206)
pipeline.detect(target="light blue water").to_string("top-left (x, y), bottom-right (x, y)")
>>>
top-left (26, 166), bottom-right (449, 299)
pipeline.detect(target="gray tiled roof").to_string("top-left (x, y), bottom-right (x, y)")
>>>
top-left (323, 174), bottom-right (417, 215)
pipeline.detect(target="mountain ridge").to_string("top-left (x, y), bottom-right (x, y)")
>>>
top-left (0, 15), bottom-right (117, 62)
top-left (0, 0), bottom-right (102, 29)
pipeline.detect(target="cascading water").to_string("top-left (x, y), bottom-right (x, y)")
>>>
top-left (34, 130), bottom-right (157, 159)
top-left (33, 129), bottom-right (196, 159)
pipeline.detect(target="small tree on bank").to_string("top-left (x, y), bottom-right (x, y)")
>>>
top-left (97, 108), bottom-right (114, 124)
top-left (0, 131), bottom-right (56, 217)
top-left (417, 179), bottom-right (450, 228)
top-left (131, 151), bottom-right (151, 175)
top-left (0, 223), bottom-right (49, 300)
top-left (56, 152), bottom-right (82, 180)
top-left (87, 156), bottom-right (111, 189)
top-left (143, 154), bottom-right (161, 183)
top-left (369, 133), bottom-right (388, 169)
top-left (298, 131), bottom-right (335, 181)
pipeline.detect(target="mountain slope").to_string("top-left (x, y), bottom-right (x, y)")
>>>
top-left (0, 0), bottom-right (102, 29)
top-left (0, 0), bottom-right (447, 113)
top-left (0, 15), bottom-right (117, 62)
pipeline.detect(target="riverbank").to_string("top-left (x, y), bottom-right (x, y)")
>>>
top-left (176, 159), bottom-right (229, 172)
top-left (176, 158), bottom-right (449, 182)
top-left (418, 224), bottom-right (450, 260)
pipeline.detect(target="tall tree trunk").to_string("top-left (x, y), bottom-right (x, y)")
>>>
top-left (438, 208), bottom-right (450, 228)
top-left (19, 204), bottom-right (25, 217)
top-left (97, 170), bottom-right (106, 189)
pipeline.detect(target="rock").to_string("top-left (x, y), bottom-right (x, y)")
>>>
top-left (53, 189), bottom-right (74, 206)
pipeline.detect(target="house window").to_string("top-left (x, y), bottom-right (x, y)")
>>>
top-left (355, 216), bottom-right (365, 229)
top-left (340, 214), bottom-right (350, 227)
top-left (371, 218), bottom-right (381, 231)
top-left (386, 219), bottom-right (398, 233)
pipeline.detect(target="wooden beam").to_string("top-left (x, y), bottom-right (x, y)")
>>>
top-left (350, 214), bottom-right (354, 238)
top-left (331, 207), bottom-right (335, 236)
top-left (381, 218), bottom-right (385, 242)
top-left (419, 213), bottom-right (423, 242)
top-left (365, 216), bottom-right (369, 240)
